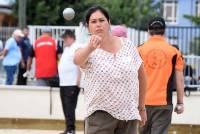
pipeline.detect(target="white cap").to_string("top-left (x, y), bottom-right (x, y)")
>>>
top-left (13, 29), bottom-right (24, 37)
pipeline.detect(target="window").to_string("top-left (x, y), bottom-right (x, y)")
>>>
top-left (163, 0), bottom-right (178, 23)
top-left (195, 0), bottom-right (200, 16)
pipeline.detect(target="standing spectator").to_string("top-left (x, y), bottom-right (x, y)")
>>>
top-left (0, 29), bottom-right (23, 85)
top-left (58, 30), bottom-right (81, 134)
top-left (27, 28), bottom-right (62, 86)
top-left (17, 26), bottom-right (31, 85)
top-left (74, 5), bottom-right (147, 134)
top-left (138, 17), bottom-right (184, 134)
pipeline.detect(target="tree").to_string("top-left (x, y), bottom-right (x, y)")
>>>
top-left (184, 15), bottom-right (200, 55)
top-left (184, 15), bottom-right (200, 25)
top-left (13, 0), bottom-right (62, 25)
top-left (84, 0), bottom-right (161, 29)
top-left (12, 0), bottom-right (161, 28)
top-left (18, 0), bottom-right (27, 28)
top-left (190, 37), bottom-right (200, 55)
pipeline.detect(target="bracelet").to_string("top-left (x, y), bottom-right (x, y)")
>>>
top-left (138, 106), bottom-right (146, 111)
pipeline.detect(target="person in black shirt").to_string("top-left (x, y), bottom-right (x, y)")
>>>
top-left (17, 26), bottom-right (31, 85)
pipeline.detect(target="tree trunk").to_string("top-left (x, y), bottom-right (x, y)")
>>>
top-left (18, 0), bottom-right (27, 28)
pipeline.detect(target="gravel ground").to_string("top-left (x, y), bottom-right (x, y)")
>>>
top-left (0, 129), bottom-right (84, 134)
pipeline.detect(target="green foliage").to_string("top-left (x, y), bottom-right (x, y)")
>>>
top-left (190, 37), bottom-right (200, 55)
top-left (84, 0), bottom-right (161, 29)
top-left (12, 0), bottom-right (161, 28)
top-left (31, 1), bottom-right (60, 25)
top-left (13, 0), bottom-right (61, 25)
top-left (184, 15), bottom-right (200, 55)
top-left (184, 14), bottom-right (200, 25)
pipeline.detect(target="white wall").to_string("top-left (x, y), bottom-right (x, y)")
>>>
top-left (0, 85), bottom-right (85, 120)
top-left (172, 92), bottom-right (200, 125)
top-left (0, 85), bottom-right (200, 125)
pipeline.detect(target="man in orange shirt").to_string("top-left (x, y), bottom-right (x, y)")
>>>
top-left (138, 17), bottom-right (184, 134)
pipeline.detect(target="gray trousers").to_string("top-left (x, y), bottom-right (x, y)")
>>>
top-left (36, 76), bottom-right (59, 87)
top-left (85, 110), bottom-right (138, 134)
top-left (139, 105), bottom-right (173, 134)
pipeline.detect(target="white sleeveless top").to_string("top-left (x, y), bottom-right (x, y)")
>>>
top-left (82, 38), bottom-right (142, 120)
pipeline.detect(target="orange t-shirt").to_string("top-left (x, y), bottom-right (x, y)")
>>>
top-left (138, 35), bottom-right (184, 105)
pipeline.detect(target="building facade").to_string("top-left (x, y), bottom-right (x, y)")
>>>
top-left (156, 0), bottom-right (200, 26)
top-left (0, 0), bottom-right (16, 26)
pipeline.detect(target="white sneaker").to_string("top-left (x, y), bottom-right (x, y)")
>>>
top-left (67, 130), bottom-right (75, 134)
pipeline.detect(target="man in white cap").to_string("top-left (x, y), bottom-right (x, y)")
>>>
top-left (0, 29), bottom-right (24, 85)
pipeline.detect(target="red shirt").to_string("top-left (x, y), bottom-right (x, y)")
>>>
top-left (34, 35), bottom-right (58, 78)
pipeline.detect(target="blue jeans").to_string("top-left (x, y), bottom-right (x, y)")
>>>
top-left (4, 65), bottom-right (17, 85)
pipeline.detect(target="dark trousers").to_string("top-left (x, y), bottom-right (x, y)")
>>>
top-left (17, 64), bottom-right (27, 85)
top-left (60, 86), bottom-right (80, 131)
top-left (85, 110), bottom-right (138, 134)
top-left (139, 105), bottom-right (173, 134)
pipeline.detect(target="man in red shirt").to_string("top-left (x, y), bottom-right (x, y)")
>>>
top-left (27, 28), bottom-right (62, 86)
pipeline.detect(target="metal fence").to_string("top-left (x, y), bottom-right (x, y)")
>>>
top-left (0, 26), bottom-right (200, 90)
top-left (133, 26), bottom-right (200, 55)
top-left (166, 26), bottom-right (200, 55)
top-left (1, 26), bottom-right (199, 56)
top-left (0, 27), bottom-right (16, 44)
top-left (28, 25), bottom-right (89, 46)
top-left (184, 55), bottom-right (200, 91)
top-left (127, 28), bottom-right (148, 46)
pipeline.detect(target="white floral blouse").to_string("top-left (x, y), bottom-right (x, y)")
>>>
top-left (82, 38), bottom-right (142, 120)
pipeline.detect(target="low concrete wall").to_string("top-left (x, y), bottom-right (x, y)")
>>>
top-left (0, 85), bottom-right (85, 120)
top-left (172, 92), bottom-right (200, 125)
top-left (0, 85), bottom-right (200, 125)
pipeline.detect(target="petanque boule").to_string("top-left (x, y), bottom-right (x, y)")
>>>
top-left (63, 7), bottom-right (75, 21)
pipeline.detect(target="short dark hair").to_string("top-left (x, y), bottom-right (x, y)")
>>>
top-left (84, 5), bottom-right (110, 26)
top-left (61, 29), bottom-right (75, 39)
top-left (22, 26), bottom-right (29, 30)
top-left (148, 16), bottom-right (166, 35)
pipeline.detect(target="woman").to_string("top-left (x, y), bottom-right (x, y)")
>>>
top-left (74, 5), bottom-right (147, 134)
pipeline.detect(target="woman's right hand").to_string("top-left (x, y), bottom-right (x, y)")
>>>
top-left (74, 35), bottom-right (102, 67)
top-left (87, 35), bottom-right (102, 51)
